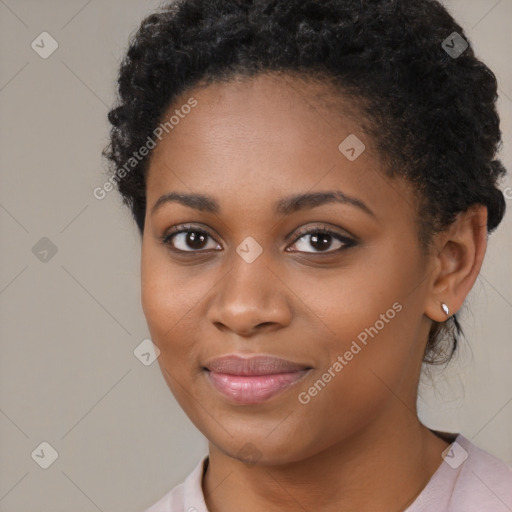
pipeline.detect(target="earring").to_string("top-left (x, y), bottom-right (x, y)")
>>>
top-left (441, 303), bottom-right (450, 316)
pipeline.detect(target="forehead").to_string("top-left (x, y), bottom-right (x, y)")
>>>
top-left (148, 74), bottom-right (377, 182)
top-left (145, 72), bottom-right (415, 222)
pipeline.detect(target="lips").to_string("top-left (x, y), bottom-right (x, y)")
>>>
top-left (203, 354), bottom-right (312, 404)
top-left (204, 354), bottom-right (311, 375)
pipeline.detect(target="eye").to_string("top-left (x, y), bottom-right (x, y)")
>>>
top-left (161, 224), bottom-right (221, 253)
top-left (161, 223), bottom-right (356, 255)
top-left (287, 225), bottom-right (356, 254)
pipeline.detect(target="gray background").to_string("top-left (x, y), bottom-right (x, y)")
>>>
top-left (0, 1), bottom-right (511, 511)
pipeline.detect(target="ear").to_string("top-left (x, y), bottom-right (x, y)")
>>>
top-left (424, 204), bottom-right (488, 322)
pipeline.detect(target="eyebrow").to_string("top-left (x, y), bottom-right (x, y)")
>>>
top-left (150, 190), bottom-right (375, 218)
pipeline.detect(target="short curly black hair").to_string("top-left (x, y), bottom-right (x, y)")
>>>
top-left (102, 0), bottom-right (507, 366)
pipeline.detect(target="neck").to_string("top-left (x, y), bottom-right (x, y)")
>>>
top-left (202, 410), bottom-right (450, 512)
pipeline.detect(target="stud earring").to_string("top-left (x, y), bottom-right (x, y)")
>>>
top-left (441, 303), bottom-right (450, 316)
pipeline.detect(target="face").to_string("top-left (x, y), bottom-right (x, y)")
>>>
top-left (141, 73), bottom-right (434, 465)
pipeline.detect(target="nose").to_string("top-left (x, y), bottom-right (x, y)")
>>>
top-left (206, 256), bottom-right (293, 337)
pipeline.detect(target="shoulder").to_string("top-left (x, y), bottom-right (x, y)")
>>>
top-left (448, 434), bottom-right (512, 511)
top-left (142, 456), bottom-right (209, 512)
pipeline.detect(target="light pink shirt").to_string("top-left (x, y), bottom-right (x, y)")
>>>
top-left (144, 432), bottom-right (512, 512)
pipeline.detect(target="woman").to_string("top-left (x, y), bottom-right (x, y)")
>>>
top-left (103, 0), bottom-right (512, 510)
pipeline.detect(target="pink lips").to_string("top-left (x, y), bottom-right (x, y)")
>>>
top-left (204, 354), bottom-right (311, 405)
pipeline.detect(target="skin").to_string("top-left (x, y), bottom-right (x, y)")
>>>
top-left (140, 73), bottom-right (488, 512)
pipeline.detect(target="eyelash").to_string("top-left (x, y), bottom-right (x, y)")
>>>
top-left (161, 223), bottom-right (357, 255)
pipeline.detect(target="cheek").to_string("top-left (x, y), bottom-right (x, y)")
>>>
top-left (140, 243), bottom-right (186, 347)
top-left (290, 254), bottom-right (417, 347)
top-left (141, 238), bottom-right (188, 324)
top-left (140, 244), bottom-right (214, 368)
top-left (291, 304), bottom-right (418, 454)
top-left (293, 241), bottom-right (424, 388)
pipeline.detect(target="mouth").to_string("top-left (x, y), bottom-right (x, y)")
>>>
top-left (202, 354), bottom-right (313, 405)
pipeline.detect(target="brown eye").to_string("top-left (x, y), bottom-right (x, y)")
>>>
top-left (288, 227), bottom-right (356, 254)
top-left (162, 225), bottom-right (221, 252)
